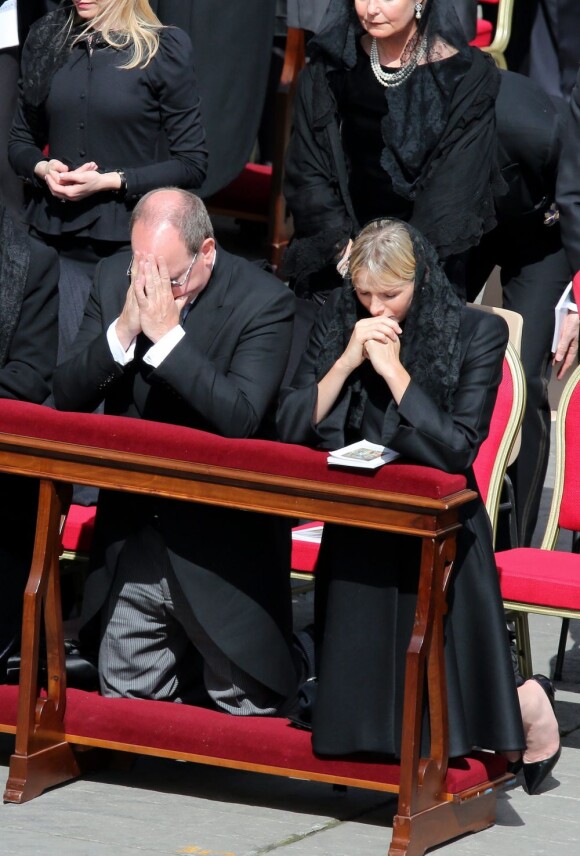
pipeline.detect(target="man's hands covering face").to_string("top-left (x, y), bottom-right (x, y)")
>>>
top-left (116, 253), bottom-right (191, 350)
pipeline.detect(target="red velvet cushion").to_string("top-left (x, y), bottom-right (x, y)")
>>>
top-left (0, 401), bottom-right (466, 500)
top-left (473, 358), bottom-right (511, 506)
top-left (0, 686), bottom-right (507, 794)
top-left (558, 384), bottom-right (580, 531)
top-left (61, 505), bottom-right (96, 553)
top-left (496, 547), bottom-right (580, 608)
top-left (206, 163), bottom-right (272, 217)
top-left (471, 20), bottom-right (493, 48)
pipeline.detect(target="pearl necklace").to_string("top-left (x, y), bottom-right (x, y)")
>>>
top-left (369, 35), bottom-right (428, 88)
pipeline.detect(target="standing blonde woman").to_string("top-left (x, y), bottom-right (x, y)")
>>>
top-left (9, 0), bottom-right (207, 356)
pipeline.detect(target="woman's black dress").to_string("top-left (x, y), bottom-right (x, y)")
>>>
top-left (277, 292), bottom-right (525, 758)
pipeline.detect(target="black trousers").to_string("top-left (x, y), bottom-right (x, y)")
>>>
top-left (0, 476), bottom-right (39, 680)
top-left (464, 214), bottom-right (571, 547)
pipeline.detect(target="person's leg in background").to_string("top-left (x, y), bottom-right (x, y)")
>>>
top-left (467, 215), bottom-right (571, 547)
top-left (0, 476), bottom-right (39, 681)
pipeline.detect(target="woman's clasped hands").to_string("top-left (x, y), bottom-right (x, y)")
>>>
top-left (34, 159), bottom-right (122, 201)
top-left (339, 315), bottom-right (402, 375)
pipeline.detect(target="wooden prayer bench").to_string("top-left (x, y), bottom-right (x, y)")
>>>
top-left (0, 400), bottom-right (512, 856)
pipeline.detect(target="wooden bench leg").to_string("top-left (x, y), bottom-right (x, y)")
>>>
top-left (4, 479), bottom-right (81, 803)
top-left (389, 790), bottom-right (497, 856)
top-left (388, 533), bottom-right (502, 854)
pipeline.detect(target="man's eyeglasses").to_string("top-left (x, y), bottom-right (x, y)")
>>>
top-left (126, 253), bottom-right (198, 288)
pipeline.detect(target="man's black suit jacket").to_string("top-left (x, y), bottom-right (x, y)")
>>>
top-left (1, 235), bottom-right (58, 402)
top-left (53, 248), bottom-right (299, 699)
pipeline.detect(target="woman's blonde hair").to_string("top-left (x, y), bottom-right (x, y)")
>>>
top-left (70, 0), bottom-right (163, 69)
top-left (349, 219), bottom-right (416, 287)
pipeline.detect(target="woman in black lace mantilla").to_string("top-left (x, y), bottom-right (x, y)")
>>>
top-left (277, 220), bottom-right (561, 793)
top-left (283, 0), bottom-right (503, 300)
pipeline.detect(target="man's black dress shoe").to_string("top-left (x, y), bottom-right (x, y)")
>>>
top-left (5, 639), bottom-right (99, 691)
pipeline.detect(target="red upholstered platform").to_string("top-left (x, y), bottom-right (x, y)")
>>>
top-left (0, 685), bottom-right (506, 794)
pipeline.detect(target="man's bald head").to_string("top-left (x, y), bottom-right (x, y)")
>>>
top-left (131, 188), bottom-right (214, 255)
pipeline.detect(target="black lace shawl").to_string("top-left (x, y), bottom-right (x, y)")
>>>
top-left (20, 4), bottom-right (76, 109)
top-left (0, 203), bottom-right (30, 368)
top-left (314, 220), bottom-right (462, 429)
top-left (284, 0), bottom-right (503, 286)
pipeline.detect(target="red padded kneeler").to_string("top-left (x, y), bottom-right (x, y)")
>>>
top-left (0, 685), bottom-right (507, 794)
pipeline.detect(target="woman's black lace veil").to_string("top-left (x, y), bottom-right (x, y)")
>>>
top-left (311, 0), bottom-right (472, 70)
top-left (314, 218), bottom-right (462, 428)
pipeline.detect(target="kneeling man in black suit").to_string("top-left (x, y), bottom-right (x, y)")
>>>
top-left (54, 188), bottom-right (301, 714)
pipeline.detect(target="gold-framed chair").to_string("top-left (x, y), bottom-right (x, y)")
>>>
top-left (471, 0), bottom-right (516, 70)
top-left (496, 363), bottom-right (580, 679)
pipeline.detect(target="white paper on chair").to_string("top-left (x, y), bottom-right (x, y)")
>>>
top-left (292, 524), bottom-right (324, 544)
top-left (552, 281), bottom-right (575, 353)
top-left (0, 1), bottom-right (19, 50)
top-left (327, 439), bottom-right (399, 470)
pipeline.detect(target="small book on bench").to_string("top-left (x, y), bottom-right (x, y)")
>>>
top-left (327, 440), bottom-right (399, 470)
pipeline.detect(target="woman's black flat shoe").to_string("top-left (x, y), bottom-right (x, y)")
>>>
top-left (523, 745), bottom-right (561, 795)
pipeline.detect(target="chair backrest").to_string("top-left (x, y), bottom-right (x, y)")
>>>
top-left (469, 303), bottom-right (523, 464)
top-left (472, 339), bottom-right (526, 543)
top-left (541, 363), bottom-right (580, 548)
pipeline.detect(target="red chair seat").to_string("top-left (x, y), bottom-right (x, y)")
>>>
top-left (0, 685), bottom-right (507, 794)
top-left (497, 548), bottom-right (580, 608)
top-left (471, 20), bottom-right (493, 48)
top-left (206, 163), bottom-right (272, 218)
top-left (291, 521), bottom-right (323, 572)
top-left (61, 505), bottom-right (96, 554)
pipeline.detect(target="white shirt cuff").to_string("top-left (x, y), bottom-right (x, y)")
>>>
top-left (107, 320), bottom-right (136, 365)
top-left (143, 325), bottom-right (185, 367)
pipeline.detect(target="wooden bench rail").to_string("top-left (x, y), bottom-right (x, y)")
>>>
top-left (0, 401), bottom-right (509, 856)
